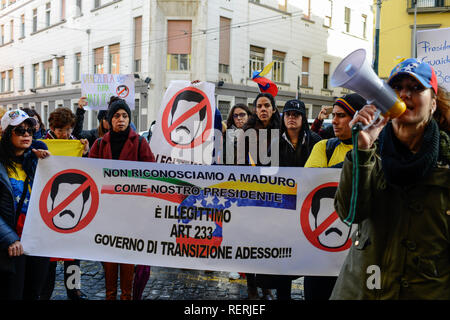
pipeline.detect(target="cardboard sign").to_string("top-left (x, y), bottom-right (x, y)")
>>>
top-left (81, 74), bottom-right (135, 110)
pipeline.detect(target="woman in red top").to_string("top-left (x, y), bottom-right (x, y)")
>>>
top-left (89, 99), bottom-right (155, 300)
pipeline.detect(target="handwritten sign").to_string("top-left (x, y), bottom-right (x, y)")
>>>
top-left (417, 27), bottom-right (450, 91)
top-left (81, 74), bottom-right (135, 110)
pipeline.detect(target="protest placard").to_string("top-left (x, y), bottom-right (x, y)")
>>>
top-left (81, 74), bottom-right (135, 110)
top-left (150, 81), bottom-right (216, 165)
top-left (417, 27), bottom-right (450, 91)
top-left (21, 156), bottom-right (354, 276)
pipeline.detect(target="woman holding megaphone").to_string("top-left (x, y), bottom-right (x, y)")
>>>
top-left (330, 58), bottom-right (449, 300)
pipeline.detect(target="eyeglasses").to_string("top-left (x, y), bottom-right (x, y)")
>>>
top-left (13, 126), bottom-right (35, 136)
top-left (233, 113), bottom-right (247, 119)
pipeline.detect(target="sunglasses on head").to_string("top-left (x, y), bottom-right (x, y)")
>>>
top-left (13, 126), bottom-right (35, 136)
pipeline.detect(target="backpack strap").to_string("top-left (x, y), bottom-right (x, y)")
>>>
top-left (325, 137), bottom-right (341, 167)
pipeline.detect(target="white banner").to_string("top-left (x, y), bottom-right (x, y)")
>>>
top-left (21, 156), bottom-right (354, 276)
top-left (417, 27), bottom-right (450, 91)
top-left (81, 74), bottom-right (136, 110)
top-left (150, 81), bottom-right (216, 165)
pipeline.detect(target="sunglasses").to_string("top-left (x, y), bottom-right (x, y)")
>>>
top-left (13, 126), bottom-right (36, 136)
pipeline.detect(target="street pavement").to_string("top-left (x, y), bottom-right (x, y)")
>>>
top-left (50, 260), bottom-right (305, 300)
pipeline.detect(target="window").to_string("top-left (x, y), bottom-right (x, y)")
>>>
top-left (94, 0), bottom-right (101, 9)
top-left (304, 0), bottom-right (311, 20)
top-left (272, 50), bottom-right (285, 83)
top-left (57, 57), bottom-right (64, 84)
top-left (361, 14), bottom-right (367, 38)
top-left (134, 16), bottom-right (142, 73)
top-left (219, 16), bottom-right (231, 74)
top-left (301, 56), bottom-right (310, 87)
top-left (278, 0), bottom-right (287, 11)
top-left (10, 20), bottom-right (13, 41)
top-left (344, 7), bottom-right (351, 33)
top-left (75, 52), bottom-right (81, 81)
top-left (249, 45), bottom-right (265, 78)
top-left (94, 47), bottom-right (104, 74)
top-left (61, 0), bottom-right (66, 20)
top-left (43, 60), bottom-right (52, 86)
top-left (45, 3), bottom-right (51, 27)
top-left (1, 25), bottom-right (4, 45)
top-left (32, 9), bottom-right (37, 32)
top-left (33, 63), bottom-right (40, 87)
top-left (218, 100), bottom-right (231, 120)
top-left (20, 66), bottom-right (24, 90)
top-left (167, 20), bottom-right (192, 71)
top-left (324, 0), bottom-right (332, 27)
top-left (323, 61), bottom-right (330, 89)
top-left (21, 14), bottom-right (25, 37)
top-left (1, 0), bottom-right (5, 9)
top-left (109, 43), bottom-right (120, 74)
top-left (1, 72), bottom-right (5, 92)
top-left (76, 0), bottom-right (82, 16)
top-left (8, 70), bottom-right (13, 91)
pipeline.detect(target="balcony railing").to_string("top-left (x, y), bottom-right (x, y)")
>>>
top-left (407, 0), bottom-right (450, 12)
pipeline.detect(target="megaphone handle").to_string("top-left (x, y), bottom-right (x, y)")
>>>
top-left (352, 109), bottom-right (381, 132)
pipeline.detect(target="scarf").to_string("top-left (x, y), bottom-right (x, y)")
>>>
top-left (379, 119), bottom-right (440, 186)
top-left (110, 127), bottom-right (130, 160)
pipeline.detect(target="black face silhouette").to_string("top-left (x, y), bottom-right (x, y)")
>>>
top-left (50, 173), bottom-right (91, 230)
top-left (311, 186), bottom-right (352, 249)
top-left (169, 90), bottom-right (207, 145)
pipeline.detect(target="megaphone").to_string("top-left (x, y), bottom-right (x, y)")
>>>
top-left (331, 48), bottom-right (406, 120)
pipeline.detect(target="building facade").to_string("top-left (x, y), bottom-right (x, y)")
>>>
top-left (377, 0), bottom-right (450, 79)
top-left (0, 0), bottom-right (373, 131)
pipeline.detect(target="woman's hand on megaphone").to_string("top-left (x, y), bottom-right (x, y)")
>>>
top-left (350, 105), bottom-right (389, 150)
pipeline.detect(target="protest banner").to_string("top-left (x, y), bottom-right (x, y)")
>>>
top-left (40, 139), bottom-right (84, 157)
top-left (417, 27), bottom-right (450, 91)
top-left (81, 74), bottom-right (135, 110)
top-left (150, 81), bottom-right (216, 165)
top-left (21, 156), bottom-right (354, 276)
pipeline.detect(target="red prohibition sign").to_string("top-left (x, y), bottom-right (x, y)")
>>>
top-left (39, 169), bottom-right (99, 234)
top-left (161, 87), bottom-right (213, 149)
top-left (116, 85), bottom-right (129, 98)
top-left (300, 182), bottom-right (352, 252)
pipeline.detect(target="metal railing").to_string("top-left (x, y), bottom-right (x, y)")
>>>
top-left (407, 0), bottom-right (450, 9)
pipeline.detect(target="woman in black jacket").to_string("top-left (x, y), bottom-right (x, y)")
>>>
top-left (0, 109), bottom-right (50, 300)
top-left (242, 93), bottom-right (281, 299)
top-left (279, 99), bottom-right (322, 167)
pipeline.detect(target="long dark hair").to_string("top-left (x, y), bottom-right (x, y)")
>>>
top-left (244, 93), bottom-right (281, 130)
top-left (226, 103), bottom-right (252, 129)
top-left (0, 126), bottom-right (19, 173)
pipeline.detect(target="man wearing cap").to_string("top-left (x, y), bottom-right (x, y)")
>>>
top-left (305, 93), bottom-right (367, 168)
top-left (0, 109), bottom-right (50, 299)
top-left (280, 99), bottom-right (321, 167)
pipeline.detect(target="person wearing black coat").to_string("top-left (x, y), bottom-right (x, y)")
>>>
top-left (279, 100), bottom-right (322, 167)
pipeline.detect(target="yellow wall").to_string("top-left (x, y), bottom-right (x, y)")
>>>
top-left (378, 0), bottom-right (450, 79)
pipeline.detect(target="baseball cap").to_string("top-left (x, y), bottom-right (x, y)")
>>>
top-left (388, 58), bottom-right (438, 94)
top-left (283, 99), bottom-right (306, 116)
top-left (1, 109), bottom-right (37, 131)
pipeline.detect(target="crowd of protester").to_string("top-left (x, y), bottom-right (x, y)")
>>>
top-left (0, 58), bottom-right (449, 300)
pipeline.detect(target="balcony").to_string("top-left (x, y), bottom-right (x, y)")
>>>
top-left (407, 0), bottom-right (450, 13)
